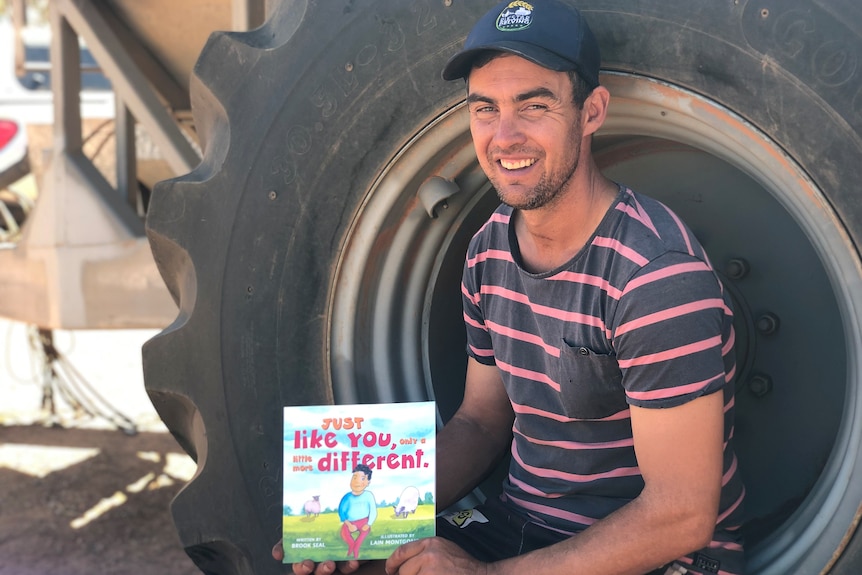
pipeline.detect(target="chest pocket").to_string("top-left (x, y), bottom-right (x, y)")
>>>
top-left (557, 341), bottom-right (628, 419)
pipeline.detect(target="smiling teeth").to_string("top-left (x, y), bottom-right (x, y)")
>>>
top-left (500, 159), bottom-right (536, 170)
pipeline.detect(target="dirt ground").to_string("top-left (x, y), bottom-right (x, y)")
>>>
top-left (0, 424), bottom-right (200, 575)
top-left (0, 320), bottom-right (202, 575)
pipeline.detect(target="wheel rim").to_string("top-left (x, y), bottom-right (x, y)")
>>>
top-left (328, 72), bottom-right (862, 572)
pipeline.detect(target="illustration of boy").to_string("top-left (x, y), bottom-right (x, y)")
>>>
top-left (337, 464), bottom-right (377, 559)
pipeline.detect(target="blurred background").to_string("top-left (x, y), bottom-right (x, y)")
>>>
top-left (0, 0), bottom-right (264, 572)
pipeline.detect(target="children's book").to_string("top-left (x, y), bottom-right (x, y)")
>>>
top-left (282, 401), bottom-right (436, 563)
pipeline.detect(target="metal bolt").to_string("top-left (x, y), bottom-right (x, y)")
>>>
top-left (345, 62), bottom-right (354, 72)
top-left (268, 190), bottom-right (277, 200)
top-left (748, 374), bottom-right (773, 398)
top-left (725, 258), bottom-right (750, 280)
top-left (755, 313), bottom-right (780, 335)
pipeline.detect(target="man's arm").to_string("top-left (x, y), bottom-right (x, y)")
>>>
top-left (436, 357), bottom-right (514, 510)
top-left (387, 389), bottom-right (725, 575)
top-left (513, 391), bottom-right (725, 575)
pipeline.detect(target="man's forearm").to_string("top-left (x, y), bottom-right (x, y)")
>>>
top-left (435, 413), bottom-right (512, 510)
top-left (493, 485), bottom-right (717, 575)
top-left (490, 395), bottom-right (725, 575)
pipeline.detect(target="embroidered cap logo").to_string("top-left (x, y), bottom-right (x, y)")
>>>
top-left (496, 1), bottom-right (534, 31)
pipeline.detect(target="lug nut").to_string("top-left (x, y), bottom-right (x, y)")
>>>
top-left (755, 313), bottom-right (780, 335)
top-left (725, 258), bottom-right (750, 280)
top-left (748, 374), bottom-right (773, 398)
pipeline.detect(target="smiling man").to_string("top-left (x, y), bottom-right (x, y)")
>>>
top-left (279, 2), bottom-right (746, 574)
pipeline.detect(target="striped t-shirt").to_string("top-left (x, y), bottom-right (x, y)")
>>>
top-left (462, 187), bottom-right (746, 573)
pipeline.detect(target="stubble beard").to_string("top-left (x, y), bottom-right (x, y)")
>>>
top-left (491, 151), bottom-right (580, 212)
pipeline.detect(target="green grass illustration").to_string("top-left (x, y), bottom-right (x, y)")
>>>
top-left (282, 506), bottom-right (436, 561)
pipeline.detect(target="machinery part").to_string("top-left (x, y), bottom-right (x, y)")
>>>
top-left (143, 1), bottom-right (862, 573)
top-left (748, 374), bottom-right (774, 399)
top-left (29, 327), bottom-right (138, 434)
top-left (0, 188), bottom-right (33, 244)
top-left (417, 176), bottom-right (460, 218)
top-left (0, 0), bottom-right (192, 329)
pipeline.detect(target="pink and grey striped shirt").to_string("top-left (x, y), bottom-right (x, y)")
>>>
top-left (462, 187), bottom-right (746, 574)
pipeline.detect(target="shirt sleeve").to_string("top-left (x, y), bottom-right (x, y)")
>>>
top-left (611, 251), bottom-right (734, 409)
top-left (462, 245), bottom-right (496, 365)
top-left (338, 493), bottom-right (350, 521)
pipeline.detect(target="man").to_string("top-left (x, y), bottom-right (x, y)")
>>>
top-left (277, 1), bottom-right (745, 573)
top-left (337, 465), bottom-right (378, 560)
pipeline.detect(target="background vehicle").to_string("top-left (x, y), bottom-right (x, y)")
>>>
top-left (3, 1), bottom-right (862, 574)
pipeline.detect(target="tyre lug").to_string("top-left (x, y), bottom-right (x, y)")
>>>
top-left (755, 313), bottom-right (780, 335)
top-left (417, 176), bottom-right (460, 218)
top-left (724, 258), bottom-right (750, 280)
top-left (748, 373), bottom-right (773, 398)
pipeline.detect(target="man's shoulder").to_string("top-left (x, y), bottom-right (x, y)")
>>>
top-left (610, 187), bottom-right (709, 265)
top-left (616, 188), bottom-right (682, 232)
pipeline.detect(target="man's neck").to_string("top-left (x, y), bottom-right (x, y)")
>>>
top-left (514, 170), bottom-right (618, 274)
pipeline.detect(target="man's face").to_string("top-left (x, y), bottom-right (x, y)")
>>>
top-left (466, 54), bottom-right (583, 211)
top-left (350, 471), bottom-right (369, 494)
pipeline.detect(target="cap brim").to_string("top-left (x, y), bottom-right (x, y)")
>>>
top-left (441, 41), bottom-right (576, 81)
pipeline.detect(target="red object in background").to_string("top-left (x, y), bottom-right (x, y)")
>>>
top-left (0, 120), bottom-right (19, 151)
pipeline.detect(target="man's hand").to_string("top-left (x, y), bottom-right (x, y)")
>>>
top-left (384, 537), bottom-right (488, 575)
top-left (272, 540), bottom-right (363, 575)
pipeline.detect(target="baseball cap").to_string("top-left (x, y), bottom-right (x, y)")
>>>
top-left (441, 0), bottom-right (601, 88)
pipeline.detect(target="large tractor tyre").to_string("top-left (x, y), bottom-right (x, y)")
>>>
top-left (143, 1), bottom-right (862, 573)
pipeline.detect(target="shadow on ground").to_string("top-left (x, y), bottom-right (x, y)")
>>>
top-left (0, 424), bottom-right (200, 575)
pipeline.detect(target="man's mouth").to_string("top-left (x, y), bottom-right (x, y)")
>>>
top-left (499, 158), bottom-right (537, 170)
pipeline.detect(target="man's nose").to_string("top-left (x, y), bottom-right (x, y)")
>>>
top-left (493, 110), bottom-right (527, 147)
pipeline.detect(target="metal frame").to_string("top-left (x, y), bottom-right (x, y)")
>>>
top-left (0, 0), bottom-right (267, 329)
top-left (52, 0), bottom-right (200, 206)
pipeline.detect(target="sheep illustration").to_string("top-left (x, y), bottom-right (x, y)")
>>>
top-left (392, 486), bottom-right (420, 518)
top-left (303, 495), bottom-right (321, 518)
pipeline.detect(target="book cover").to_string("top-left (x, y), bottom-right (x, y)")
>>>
top-left (282, 401), bottom-right (436, 563)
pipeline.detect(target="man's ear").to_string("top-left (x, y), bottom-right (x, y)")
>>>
top-left (582, 86), bottom-right (611, 138)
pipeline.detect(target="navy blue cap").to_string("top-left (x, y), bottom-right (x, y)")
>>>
top-left (442, 0), bottom-right (601, 88)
